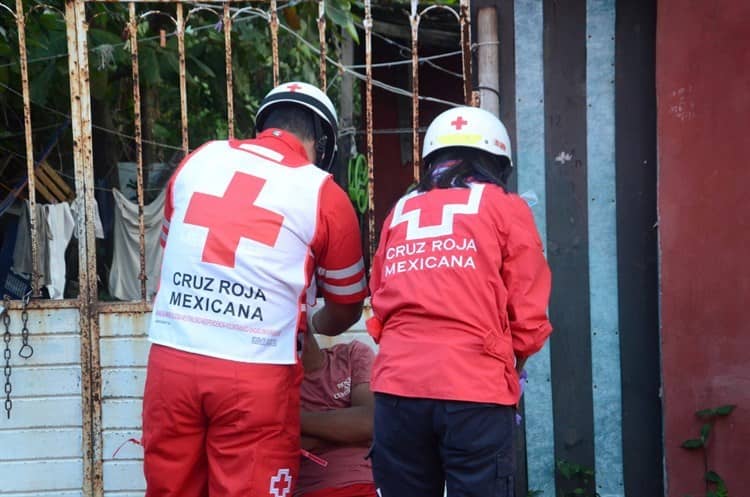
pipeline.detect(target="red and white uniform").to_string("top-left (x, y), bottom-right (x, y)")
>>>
top-left (368, 182), bottom-right (552, 406)
top-left (150, 130), bottom-right (366, 363)
top-left (143, 129), bottom-right (366, 497)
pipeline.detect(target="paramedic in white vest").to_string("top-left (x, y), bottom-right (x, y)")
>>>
top-left (142, 82), bottom-right (366, 497)
top-left (367, 107), bottom-right (553, 497)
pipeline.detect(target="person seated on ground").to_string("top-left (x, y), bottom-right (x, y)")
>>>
top-left (295, 327), bottom-right (377, 497)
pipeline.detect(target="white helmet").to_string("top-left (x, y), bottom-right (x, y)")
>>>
top-left (422, 106), bottom-right (512, 167)
top-left (255, 81), bottom-right (339, 170)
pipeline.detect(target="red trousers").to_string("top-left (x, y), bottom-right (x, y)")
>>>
top-left (299, 483), bottom-right (378, 497)
top-left (142, 344), bottom-right (303, 497)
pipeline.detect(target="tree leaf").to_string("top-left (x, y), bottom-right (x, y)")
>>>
top-left (29, 63), bottom-right (57, 106)
top-left (696, 408), bottom-right (716, 419)
top-left (700, 423), bottom-right (712, 442)
top-left (556, 460), bottom-right (573, 480)
top-left (90, 68), bottom-right (111, 101)
top-left (681, 438), bottom-right (704, 449)
top-left (139, 46), bottom-right (162, 85)
top-left (325, 0), bottom-right (351, 28)
top-left (717, 479), bottom-right (729, 497)
top-left (187, 54), bottom-right (216, 79)
top-left (705, 470), bottom-right (722, 483)
top-left (89, 28), bottom-right (124, 47)
top-left (715, 405), bottom-right (736, 416)
top-left (326, 0), bottom-right (358, 42)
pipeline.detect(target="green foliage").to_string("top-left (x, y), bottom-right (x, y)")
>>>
top-left (0, 0), bottom-right (357, 173)
top-left (682, 438), bottom-right (705, 449)
top-left (681, 404), bottom-right (735, 497)
top-left (556, 459), bottom-right (599, 497)
top-left (527, 490), bottom-right (544, 497)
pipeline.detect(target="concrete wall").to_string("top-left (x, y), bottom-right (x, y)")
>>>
top-left (657, 0), bottom-right (750, 495)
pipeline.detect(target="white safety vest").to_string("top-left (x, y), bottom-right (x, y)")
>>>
top-left (149, 140), bottom-right (329, 364)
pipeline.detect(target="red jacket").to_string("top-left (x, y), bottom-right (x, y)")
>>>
top-left (368, 183), bottom-right (552, 405)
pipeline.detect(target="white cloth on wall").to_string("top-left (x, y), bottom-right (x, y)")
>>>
top-left (109, 188), bottom-right (166, 301)
top-left (45, 202), bottom-right (75, 299)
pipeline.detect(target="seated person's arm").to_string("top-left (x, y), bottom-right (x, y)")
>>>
top-left (300, 382), bottom-right (374, 444)
top-left (300, 435), bottom-right (323, 451)
top-left (310, 300), bottom-right (363, 337)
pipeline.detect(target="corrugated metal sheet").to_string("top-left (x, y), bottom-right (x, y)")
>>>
top-left (99, 313), bottom-right (149, 495)
top-left (0, 308), bottom-right (83, 496)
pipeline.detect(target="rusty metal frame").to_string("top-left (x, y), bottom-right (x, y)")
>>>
top-left (224, 3), bottom-right (234, 138)
top-left (0, 0), bottom-right (80, 311)
top-left (64, 1), bottom-right (101, 494)
top-left (128, 3), bottom-right (147, 301)
top-left (317, 0), bottom-right (327, 89)
top-left (177, 3), bottom-right (189, 155)
top-left (0, 1), bottom-right (42, 296)
top-left (269, 0), bottom-right (279, 86)
top-left (408, 0), bottom-right (472, 183)
top-left (363, 0), bottom-right (375, 264)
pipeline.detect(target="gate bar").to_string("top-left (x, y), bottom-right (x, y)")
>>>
top-left (317, 0), bottom-right (326, 89)
top-left (409, 0), bottom-right (420, 183)
top-left (15, 0), bottom-right (41, 295)
top-left (224, 3), bottom-right (234, 139)
top-left (459, 0), bottom-right (472, 105)
top-left (65, 0), bottom-right (103, 494)
top-left (269, 0), bottom-right (279, 86)
top-left (364, 0), bottom-right (375, 264)
top-left (128, 2), bottom-right (147, 301)
top-left (177, 3), bottom-right (189, 155)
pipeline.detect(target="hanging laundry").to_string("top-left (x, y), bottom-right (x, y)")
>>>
top-left (45, 202), bottom-right (75, 299)
top-left (70, 196), bottom-right (105, 239)
top-left (109, 188), bottom-right (166, 301)
top-left (0, 216), bottom-right (31, 299)
top-left (12, 201), bottom-right (51, 287)
top-left (95, 178), bottom-right (115, 238)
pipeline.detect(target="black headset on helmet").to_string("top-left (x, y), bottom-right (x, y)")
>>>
top-left (255, 82), bottom-right (339, 171)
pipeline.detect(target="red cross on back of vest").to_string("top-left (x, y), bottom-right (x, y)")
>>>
top-left (184, 172), bottom-right (284, 268)
top-left (401, 188), bottom-right (473, 227)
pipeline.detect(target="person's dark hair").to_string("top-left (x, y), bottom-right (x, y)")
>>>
top-left (257, 103), bottom-right (317, 142)
top-left (416, 147), bottom-right (512, 192)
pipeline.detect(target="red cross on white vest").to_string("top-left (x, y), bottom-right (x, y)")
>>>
top-left (184, 172), bottom-right (284, 268)
top-left (450, 116), bottom-right (468, 130)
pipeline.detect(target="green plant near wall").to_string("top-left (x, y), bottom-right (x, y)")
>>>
top-left (681, 404), bottom-right (736, 497)
top-left (556, 459), bottom-right (600, 497)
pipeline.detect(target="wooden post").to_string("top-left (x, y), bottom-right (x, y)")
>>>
top-left (477, 7), bottom-right (499, 116)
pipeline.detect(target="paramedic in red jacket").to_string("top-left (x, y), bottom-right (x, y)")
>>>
top-left (142, 82), bottom-right (366, 497)
top-left (367, 106), bottom-right (552, 497)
